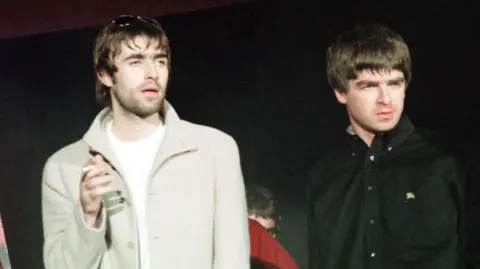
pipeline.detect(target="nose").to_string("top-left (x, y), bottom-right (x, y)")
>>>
top-left (377, 84), bottom-right (392, 105)
top-left (144, 61), bottom-right (158, 80)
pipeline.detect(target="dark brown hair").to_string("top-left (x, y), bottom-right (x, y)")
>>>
top-left (326, 24), bottom-right (411, 93)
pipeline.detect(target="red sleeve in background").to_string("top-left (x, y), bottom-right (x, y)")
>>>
top-left (0, 217), bottom-right (5, 246)
top-left (249, 219), bottom-right (299, 269)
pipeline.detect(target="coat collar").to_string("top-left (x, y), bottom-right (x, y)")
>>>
top-left (82, 100), bottom-right (197, 173)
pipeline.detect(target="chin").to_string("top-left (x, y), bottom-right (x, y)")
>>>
top-left (372, 121), bottom-right (398, 132)
top-left (131, 106), bottom-right (162, 118)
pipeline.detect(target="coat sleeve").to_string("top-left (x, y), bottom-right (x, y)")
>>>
top-left (42, 158), bottom-right (108, 269)
top-left (211, 134), bottom-right (250, 269)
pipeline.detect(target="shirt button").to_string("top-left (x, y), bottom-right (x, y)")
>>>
top-left (367, 185), bottom-right (373, 191)
top-left (126, 241), bottom-right (134, 249)
top-left (371, 252), bottom-right (376, 258)
top-left (369, 219), bottom-right (375, 224)
top-left (369, 155), bottom-right (375, 161)
top-left (387, 146), bottom-right (392, 151)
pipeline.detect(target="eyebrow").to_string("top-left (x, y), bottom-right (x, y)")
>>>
top-left (356, 80), bottom-right (378, 88)
top-left (122, 53), bottom-right (168, 62)
top-left (387, 77), bottom-right (405, 84)
top-left (356, 76), bottom-right (405, 88)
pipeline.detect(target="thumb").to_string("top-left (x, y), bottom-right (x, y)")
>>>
top-left (94, 154), bottom-right (105, 164)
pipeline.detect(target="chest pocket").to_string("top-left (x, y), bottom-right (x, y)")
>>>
top-left (397, 177), bottom-right (458, 248)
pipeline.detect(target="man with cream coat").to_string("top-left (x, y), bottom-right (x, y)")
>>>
top-left (41, 15), bottom-right (250, 269)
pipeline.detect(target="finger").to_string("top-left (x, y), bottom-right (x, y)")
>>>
top-left (94, 154), bottom-right (105, 165)
top-left (85, 186), bottom-right (113, 201)
top-left (83, 175), bottom-right (114, 190)
top-left (95, 162), bottom-right (113, 173)
top-left (82, 167), bottom-right (101, 182)
top-left (89, 175), bottom-right (114, 187)
top-left (93, 186), bottom-right (116, 197)
top-left (81, 154), bottom-right (106, 176)
top-left (81, 165), bottom-right (95, 173)
top-left (83, 165), bottom-right (111, 181)
top-left (86, 155), bottom-right (96, 166)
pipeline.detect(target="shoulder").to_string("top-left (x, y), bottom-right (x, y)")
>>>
top-left (306, 130), bottom-right (352, 193)
top-left (412, 128), bottom-right (469, 164)
top-left (178, 120), bottom-right (238, 149)
top-left (405, 128), bottom-right (474, 185)
top-left (43, 139), bottom-right (89, 170)
top-left (308, 130), bottom-right (351, 173)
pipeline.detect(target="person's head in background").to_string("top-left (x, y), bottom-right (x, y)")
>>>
top-left (246, 185), bottom-right (279, 237)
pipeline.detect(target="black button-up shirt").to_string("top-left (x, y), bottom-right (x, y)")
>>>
top-left (307, 117), bottom-right (470, 269)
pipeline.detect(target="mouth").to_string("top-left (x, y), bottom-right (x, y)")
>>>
top-left (140, 88), bottom-right (159, 96)
top-left (376, 111), bottom-right (394, 120)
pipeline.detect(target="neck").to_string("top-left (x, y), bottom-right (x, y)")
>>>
top-left (111, 109), bottom-right (163, 141)
top-left (349, 122), bottom-right (376, 147)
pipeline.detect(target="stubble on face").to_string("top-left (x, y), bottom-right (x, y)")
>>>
top-left (111, 80), bottom-right (166, 118)
top-left (110, 36), bottom-right (169, 119)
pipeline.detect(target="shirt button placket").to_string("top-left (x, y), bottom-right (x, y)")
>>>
top-left (365, 151), bottom-right (379, 264)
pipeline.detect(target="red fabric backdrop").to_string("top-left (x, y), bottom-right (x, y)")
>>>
top-left (1, 0), bottom-right (250, 38)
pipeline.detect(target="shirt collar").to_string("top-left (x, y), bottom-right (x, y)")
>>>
top-left (348, 115), bottom-right (415, 153)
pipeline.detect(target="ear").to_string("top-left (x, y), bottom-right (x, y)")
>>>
top-left (97, 70), bottom-right (114, 88)
top-left (334, 89), bottom-right (347, 104)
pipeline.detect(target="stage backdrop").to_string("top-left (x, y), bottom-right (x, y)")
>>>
top-left (0, 1), bottom-right (479, 269)
top-left (0, 0), bottom-right (251, 38)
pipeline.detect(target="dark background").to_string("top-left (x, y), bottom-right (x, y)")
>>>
top-left (1, 1), bottom-right (479, 268)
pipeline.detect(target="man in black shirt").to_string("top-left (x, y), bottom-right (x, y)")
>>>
top-left (307, 24), bottom-right (472, 269)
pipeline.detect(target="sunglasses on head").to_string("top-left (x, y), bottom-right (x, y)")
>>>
top-left (111, 15), bottom-right (161, 28)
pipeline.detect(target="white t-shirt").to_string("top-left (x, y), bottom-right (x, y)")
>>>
top-left (106, 121), bottom-right (165, 269)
